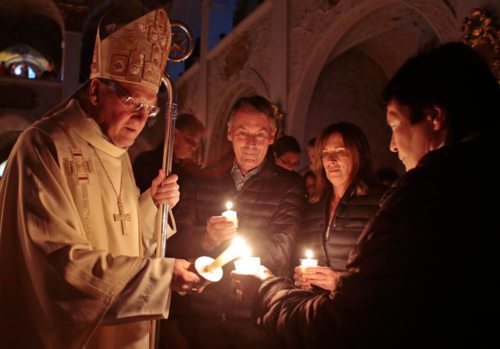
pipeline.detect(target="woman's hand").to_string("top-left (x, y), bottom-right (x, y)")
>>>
top-left (294, 266), bottom-right (340, 292)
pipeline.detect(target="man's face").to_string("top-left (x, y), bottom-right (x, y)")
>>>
top-left (227, 109), bottom-right (276, 174)
top-left (174, 129), bottom-right (203, 160)
top-left (386, 100), bottom-right (444, 171)
top-left (276, 151), bottom-right (300, 171)
top-left (94, 80), bottom-right (157, 148)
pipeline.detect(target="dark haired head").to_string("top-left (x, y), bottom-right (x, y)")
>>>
top-left (274, 135), bottom-right (301, 157)
top-left (307, 137), bottom-right (317, 148)
top-left (383, 42), bottom-right (500, 143)
top-left (175, 113), bottom-right (204, 133)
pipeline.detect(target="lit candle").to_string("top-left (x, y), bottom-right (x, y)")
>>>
top-left (222, 201), bottom-right (238, 226)
top-left (234, 257), bottom-right (261, 274)
top-left (234, 246), bottom-right (261, 274)
top-left (205, 236), bottom-right (248, 273)
top-left (300, 249), bottom-right (318, 269)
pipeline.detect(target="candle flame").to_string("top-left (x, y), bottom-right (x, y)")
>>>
top-left (232, 236), bottom-right (245, 251)
top-left (226, 201), bottom-right (233, 210)
top-left (231, 236), bottom-right (252, 259)
top-left (240, 245), bottom-right (251, 258)
top-left (204, 236), bottom-right (250, 273)
top-left (305, 249), bottom-right (313, 259)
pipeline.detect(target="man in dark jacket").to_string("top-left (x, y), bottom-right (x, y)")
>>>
top-left (133, 113), bottom-right (205, 193)
top-left (232, 42), bottom-right (500, 348)
top-left (167, 95), bottom-right (305, 348)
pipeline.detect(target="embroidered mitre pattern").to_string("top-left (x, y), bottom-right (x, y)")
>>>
top-left (90, 8), bottom-right (171, 93)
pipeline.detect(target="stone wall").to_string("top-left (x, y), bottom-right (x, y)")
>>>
top-left (159, 0), bottom-right (499, 172)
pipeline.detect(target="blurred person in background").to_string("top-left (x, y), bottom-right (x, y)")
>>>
top-left (273, 135), bottom-right (302, 172)
top-left (134, 113), bottom-right (204, 193)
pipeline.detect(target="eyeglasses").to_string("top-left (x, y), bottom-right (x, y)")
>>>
top-left (101, 80), bottom-right (160, 118)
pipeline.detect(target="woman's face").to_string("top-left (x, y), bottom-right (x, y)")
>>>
top-left (321, 132), bottom-right (353, 190)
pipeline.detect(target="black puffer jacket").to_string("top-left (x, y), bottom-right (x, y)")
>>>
top-left (167, 156), bottom-right (305, 319)
top-left (252, 137), bottom-right (500, 348)
top-left (295, 185), bottom-right (384, 272)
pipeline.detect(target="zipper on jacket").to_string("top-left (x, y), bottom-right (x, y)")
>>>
top-left (323, 221), bottom-right (332, 267)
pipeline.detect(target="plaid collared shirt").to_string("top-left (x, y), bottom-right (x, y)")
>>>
top-left (230, 159), bottom-right (266, 191)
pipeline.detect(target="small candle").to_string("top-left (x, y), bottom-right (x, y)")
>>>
top-left (222, 201), bottom-right (238, 226)
top-left (234, 245), bottom-right (261, 274)
top-left (234, 257), bottom-right (261, 274)
top-left (205, 236), bottom-right (248, 273)
top-left (300, 249), bottom-right (318, 268)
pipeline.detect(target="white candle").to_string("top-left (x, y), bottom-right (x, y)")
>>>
top-left (222, 201), bottom-right (238, 226)
top-left (300, 249), bottom-right (318, 268)
top-left (234, 245), bottom-right (261, 274)
top-left (205, 236), bottom-right (248, 273)
top-left (234, 257), bottom-right (261, 274)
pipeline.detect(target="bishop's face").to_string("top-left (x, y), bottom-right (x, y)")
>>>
top-left (94, 79), bottom-right (158, 148)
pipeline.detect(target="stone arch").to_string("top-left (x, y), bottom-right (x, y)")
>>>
top-left (287, 0), bottom-right (458, 141)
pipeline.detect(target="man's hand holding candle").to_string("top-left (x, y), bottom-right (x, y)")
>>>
top-left (201, 216), bottom-right (238, 251)
top-left (201, 202), bottom-right (238, 251)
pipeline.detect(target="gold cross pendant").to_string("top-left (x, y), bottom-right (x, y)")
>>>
top-left (114, 199), bottom-right (131, 235)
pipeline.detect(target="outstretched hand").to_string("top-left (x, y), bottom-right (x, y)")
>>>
top-left (151, 170), bottom-right (180, 209)
top-left (231, 266), bottom-right (274, 302)
top-left (171, 259), bottom-right (204, 294)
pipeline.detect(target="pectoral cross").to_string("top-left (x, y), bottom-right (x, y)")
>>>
top-left (114, 198), bottom-right (131, 235)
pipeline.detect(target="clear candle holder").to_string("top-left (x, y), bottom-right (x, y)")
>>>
top-left (234, 257), bottom-right (261, 274)
top-left (299, 257), bottom-right (318, 269)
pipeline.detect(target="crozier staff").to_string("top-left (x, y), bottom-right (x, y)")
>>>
top-left (0, 4), bottom-right (201, 349)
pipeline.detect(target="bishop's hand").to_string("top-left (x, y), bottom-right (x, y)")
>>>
top-left (151, 170), bottom-right (180, 208)
top-left (171, 259), bottom-right (204, 294)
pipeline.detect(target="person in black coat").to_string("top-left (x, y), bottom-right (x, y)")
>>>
top-left (294, 122), bottom-right (384, 292)
top-left (231, 42), bottom-right (500, 348)
top-left (133, 113), bottom-right (204, 193)
top-left (167, 95), bottom-right (305, 349)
